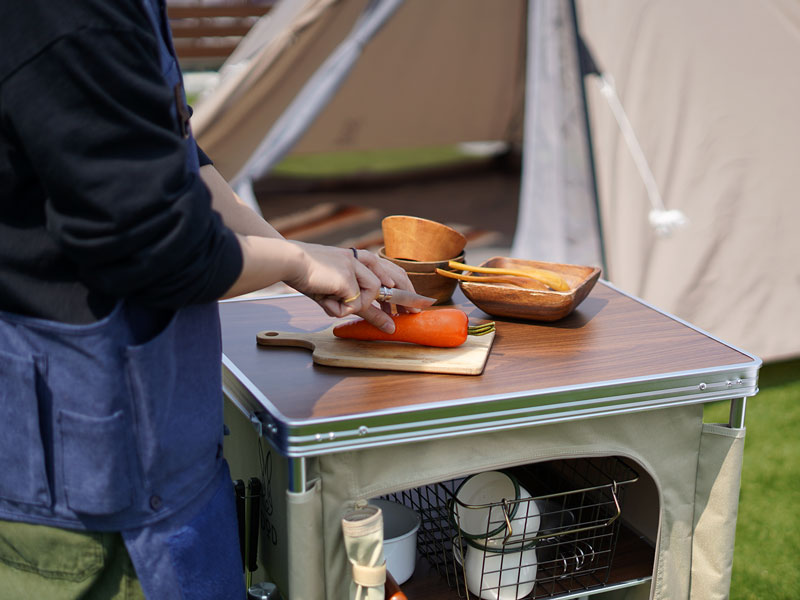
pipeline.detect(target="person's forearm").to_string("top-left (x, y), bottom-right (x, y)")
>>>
top-left (222, 236), bottom-right (415, 333)
top-left (221, 235), bottom-right (302, 299)
top-left (200, 164), bottom-right (283, 239)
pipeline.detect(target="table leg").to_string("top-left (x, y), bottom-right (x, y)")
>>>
top-left (728, 397), bottom-right (747, 429)
top-left (288, 456), bottom-right (307, 493)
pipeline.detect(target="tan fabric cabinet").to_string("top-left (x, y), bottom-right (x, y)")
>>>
top-left (220, 283), bottom-right (757, 599)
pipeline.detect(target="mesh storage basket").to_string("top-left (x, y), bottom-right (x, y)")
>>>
top-left (384, 456), bottom-right (639, 599)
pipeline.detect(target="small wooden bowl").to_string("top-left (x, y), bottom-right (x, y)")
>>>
top-left (378, 247), bottom-right (466, 274)
top-left (406, 271), bottom-right (459, 305)
top-left (459, 257), bottom-right (601, 321)
top-left (382, 215), bottom-right (467, 262)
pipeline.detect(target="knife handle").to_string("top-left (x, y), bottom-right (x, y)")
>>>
top-left (247, 477), bottom-right (262, 573)
top-left (385, 570), bottom-right (408, 600)
top-left (234, 479), bottom-right (246, 572)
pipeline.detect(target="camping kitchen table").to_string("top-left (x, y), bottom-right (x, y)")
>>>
top-left (219, 281), bottom-right (759, 600)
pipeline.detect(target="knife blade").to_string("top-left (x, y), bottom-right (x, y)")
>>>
top-left (375, 286), bottom-right (436, 308)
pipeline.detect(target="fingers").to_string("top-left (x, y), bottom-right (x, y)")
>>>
top-left (342, 290), bottom-right (361, 304)
top-left (319, 294), bottom-right (394, 333)
top-left (354, 249), bottom-right (396, 288)
top-left (351, 256), bottom-right (383, 305)
top-left (296, 245), bottom-right (420, 328)
top-left (353, 249), bottom-right (421, 314)
top-left (355, 249), bottom-right (415, 291)
top-left (289, 243), bottom-right (369, 307)
top-left (354, 302), bottom-right (395, 333)
top-left (317, 296), bottom-right (351, 319)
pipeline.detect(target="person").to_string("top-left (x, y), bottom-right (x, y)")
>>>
top-left (0, 1), bottom-right (416, 598)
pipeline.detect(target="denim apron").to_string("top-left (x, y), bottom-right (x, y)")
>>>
top-left (0, 2), bottom-right (244, 597)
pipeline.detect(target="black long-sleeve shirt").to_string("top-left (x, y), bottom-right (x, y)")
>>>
top-left (0, 1), bottom-right (243, 323)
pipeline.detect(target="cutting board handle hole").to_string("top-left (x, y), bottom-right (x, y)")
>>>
top-left (262, 331), bottom-right (279, 337)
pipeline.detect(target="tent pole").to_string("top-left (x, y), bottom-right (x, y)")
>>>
top-left (230, 0), bottom-right (405, 190)
top-left (570, 0), bottom-right (607, 277)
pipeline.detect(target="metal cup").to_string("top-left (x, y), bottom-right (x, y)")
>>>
top-left (247, 581), bottom-right (282, 600)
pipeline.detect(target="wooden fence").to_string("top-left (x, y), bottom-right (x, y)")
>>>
top-left (167, 2), bottom-right (274, 70)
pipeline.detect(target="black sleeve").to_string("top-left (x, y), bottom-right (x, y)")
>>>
top-left (188, 104), bottom-right (214, 167)
top-left (0, 26), bottom-right (241, 308)
top-left (197, 144), bottom-right (214, 167)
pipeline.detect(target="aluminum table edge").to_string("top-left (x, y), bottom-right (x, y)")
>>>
top-left (222, 358), bottom-right (759, 458)
top-left (220, 285), bottom-right (762, 457)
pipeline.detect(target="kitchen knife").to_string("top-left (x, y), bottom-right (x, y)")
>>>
top-left (247, 478), bottom-right (262, 575)
top-left (234, 479), bottom-right (246, 573)
top-left (384, 570), bottom-right (408, 600)
top-left (375, 286), bottom-right (435, 308)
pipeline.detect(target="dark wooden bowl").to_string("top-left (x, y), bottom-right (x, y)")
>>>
top-left (378, 247), bottom-right (466, 274)
top-left (406, 271), bottom-right (459, 305)
top-left (459, 257), bottom-right (601, 321)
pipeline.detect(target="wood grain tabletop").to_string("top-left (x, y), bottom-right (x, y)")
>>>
top-left (219, 283), bottom-right (752, 422)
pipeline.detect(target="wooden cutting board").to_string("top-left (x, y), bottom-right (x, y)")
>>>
top-left (255, 326), bottom-right (495, 375)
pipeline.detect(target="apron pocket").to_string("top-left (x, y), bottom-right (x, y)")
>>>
top-left (124, 303), bottom-right (222, 482)
top-left (59, 409), bottom-right (134, 515)
top-left (0, 349), bottom-right (50, 506)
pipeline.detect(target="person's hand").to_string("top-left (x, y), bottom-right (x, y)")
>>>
top-left (283, 243), bottom-right (419, 333)
top-left (350, 247), bottom-right (421, 316)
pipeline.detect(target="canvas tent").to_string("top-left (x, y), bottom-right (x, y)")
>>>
top-left (192, 0), bottom-right (800, 362)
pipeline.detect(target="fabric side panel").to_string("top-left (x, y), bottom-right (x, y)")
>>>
top-left (688, 423), bottom-right (745, 600)
top-left (287, 478), bottom-right (325, 599)
top-left (319, 404), bottom-right (704, 600)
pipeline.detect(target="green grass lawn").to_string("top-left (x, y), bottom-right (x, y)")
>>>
top-left (270, 145), bottom-right (482, 177)
top-left (703, 359), bottom-right (800, 599)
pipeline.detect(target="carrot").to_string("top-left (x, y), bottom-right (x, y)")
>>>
top-left (333, 308), bottom-right (471, 348)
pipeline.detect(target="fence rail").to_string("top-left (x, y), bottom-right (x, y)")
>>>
top-left (167, 2), bottom-right (274, 69)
